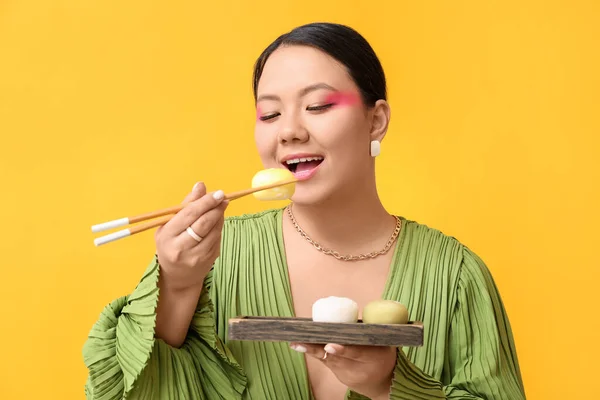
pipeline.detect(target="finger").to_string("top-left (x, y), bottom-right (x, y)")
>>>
top-left (289, 343), bottom-right (350, 369)
top-left (198, 209), bottom-right (226, 255)
top-left (157, 182), bottom-right (205, 237)
top-left (183, 209), bottom-right (226, 265)
top-left (189, 201), bottom-right (228, 238)
top-left (290, 343), bottom-right (329, 360)
top-left (182, 181), bottom-right (207, 204)
top-left (163, 189), bottom-right (226, 237)
top-left (290, 342), bottom-right (383, 362)
top-left (177, 201), bottom-right (228, 248)
top-left (323, 343), bottom-right (394, 362)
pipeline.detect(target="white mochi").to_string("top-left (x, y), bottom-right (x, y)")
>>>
top-left (312, 296), bottom-right (359, 323)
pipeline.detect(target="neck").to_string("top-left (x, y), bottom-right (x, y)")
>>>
top-left (288, 175), bottom-right (397, 256)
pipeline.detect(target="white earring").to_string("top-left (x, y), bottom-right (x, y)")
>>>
top-left (370, 140), bottom-right (381, 157)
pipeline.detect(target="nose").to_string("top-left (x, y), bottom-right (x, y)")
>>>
top-left (278, 112), bottom-right (309, 144)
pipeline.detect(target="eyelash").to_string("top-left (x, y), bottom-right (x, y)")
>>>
top-left (306, 103), bottom-right (335, 111)
top-left (259, 113), bottom-right (279, 121)
top-left (258, 103), bottom-right (335, 121)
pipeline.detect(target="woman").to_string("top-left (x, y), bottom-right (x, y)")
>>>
top-left (83, 22), bottom-right (526, 400)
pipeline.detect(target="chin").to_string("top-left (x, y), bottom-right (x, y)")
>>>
top-left (289, 191), bottom-right (326, 207)
top-left (288, 179), bottom-right (337, 207)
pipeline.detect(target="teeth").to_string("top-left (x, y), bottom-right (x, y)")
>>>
top-left (285, 156), bottom-right (323, 165)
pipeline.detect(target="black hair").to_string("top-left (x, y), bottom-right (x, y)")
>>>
top-left (252, 22), bottom-right (387, 107)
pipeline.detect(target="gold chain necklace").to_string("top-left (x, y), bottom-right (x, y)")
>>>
top-left (286, 205), bottom-right (402, 261)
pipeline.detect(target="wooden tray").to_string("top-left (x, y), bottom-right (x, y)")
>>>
top-left (228, 316), bottom-right (424, 347)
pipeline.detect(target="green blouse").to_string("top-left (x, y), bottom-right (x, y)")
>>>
top-left (82, 208), bottom-right (526, 399)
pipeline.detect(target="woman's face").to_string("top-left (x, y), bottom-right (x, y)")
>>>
top-left (254, 45), bottom-right (389, 205)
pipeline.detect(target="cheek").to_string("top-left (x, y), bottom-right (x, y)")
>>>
top-left (309, 111), bottom-right (367, 150)
top-left (254, 126), bottom-right (277, 162)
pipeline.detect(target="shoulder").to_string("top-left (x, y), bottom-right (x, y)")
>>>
top-left (399, 217), bottom-right (489, 277)
top-left (400, 217), bottom-right (464, 256)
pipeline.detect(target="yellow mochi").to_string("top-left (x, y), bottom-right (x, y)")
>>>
top-left (251, 168), bottom-right (296, 200)
top-left (362, 300), bottom-right (409, 324)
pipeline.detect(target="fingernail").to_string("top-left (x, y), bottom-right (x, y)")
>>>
top-left (193, 182), bottom-right (200, 191)
top-left (324, 344), bottom-right (336, 354)
top-left (212, 190), bottom-right (224, 201)
top-left (291, 345), bottom-right (307, 353)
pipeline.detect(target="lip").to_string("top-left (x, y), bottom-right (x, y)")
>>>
top-left (279, 152), bottom-right (325, 181)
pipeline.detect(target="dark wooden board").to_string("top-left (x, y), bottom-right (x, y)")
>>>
top-left (228, 316), bottom-right (423, 347)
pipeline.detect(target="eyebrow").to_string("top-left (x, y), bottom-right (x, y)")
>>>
top-left (256, 82), bottom-right (338, 102)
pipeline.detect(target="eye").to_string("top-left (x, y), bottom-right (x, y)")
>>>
top-left (306, 103), bottom-right (334, 112)
top-left (259, 112), bottom-right (280, 121)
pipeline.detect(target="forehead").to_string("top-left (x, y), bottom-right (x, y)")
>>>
top-left (256, 45), bottom-right (357, 96)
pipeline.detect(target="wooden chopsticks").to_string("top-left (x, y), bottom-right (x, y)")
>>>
top-left (91, 178), bottom-right (296, 246)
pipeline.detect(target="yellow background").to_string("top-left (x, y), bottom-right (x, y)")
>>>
top-left (1, 1), bottom-right (598, 399)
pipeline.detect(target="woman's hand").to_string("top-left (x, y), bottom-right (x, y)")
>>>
top-left (154, 182), bottom-right (228, 347)
top-left (290, 342), bottom-right (397, 399)
top-left (155, 181), bottom-right (228, 292)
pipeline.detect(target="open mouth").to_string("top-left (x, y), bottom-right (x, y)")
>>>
top-left (283, 156), bottom-right (324, 180)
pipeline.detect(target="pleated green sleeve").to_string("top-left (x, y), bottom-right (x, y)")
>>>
top-left (82, 256), bottom-right (247, 400)
top-left (347, 246), bottom-right (526, 400)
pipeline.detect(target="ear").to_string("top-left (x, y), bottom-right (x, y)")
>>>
top-left (369, 99), bottom-right (391, 143)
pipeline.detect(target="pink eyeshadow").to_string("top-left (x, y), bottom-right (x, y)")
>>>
top-left (256, 106), bottom-right (262, 121)
top-left (324, 91), bottom-right (360, 107)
